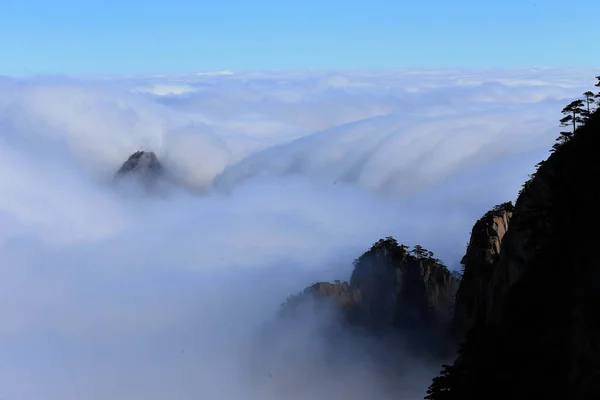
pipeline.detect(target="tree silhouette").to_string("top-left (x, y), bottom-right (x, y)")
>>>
top-left (425, 364), bottom-right (456, 399)
top-left (559, 99), bottom-right (585, 141)
top-left (596, 75), bottom-right (600, 87)
top-left (583, 91), bottom-right (596, 119)
top-left (411, 244), bottom-right (429, 259)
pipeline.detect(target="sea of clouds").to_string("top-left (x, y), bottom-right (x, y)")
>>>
top-left (0, 68), bottom-right (595, 399)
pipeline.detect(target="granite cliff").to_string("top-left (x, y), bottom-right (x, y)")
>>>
top-left (278, 238), bottom-right (460, 357)
top-left (453, 201), bottom-right (513, 335)
top-left (426, 108), bottom-right (600, 399)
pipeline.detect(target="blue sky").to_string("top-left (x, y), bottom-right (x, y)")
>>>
top-left (1, 0), bottom-right (598, 75)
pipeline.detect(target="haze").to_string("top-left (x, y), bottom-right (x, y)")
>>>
top-left (0, 69), bottom-right (595, 399)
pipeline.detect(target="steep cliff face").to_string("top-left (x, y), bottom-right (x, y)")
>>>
top-left (350, 239), bottom-right (458, 333)
top-left (453, 202), bottom-right (513, 334)
top-left (427, 109), bottom-right (600, 399)
top-left (279, 238), bottom-right (460, 356)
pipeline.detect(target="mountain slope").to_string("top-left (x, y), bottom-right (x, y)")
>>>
top-left (453, 201), bottom-right (513, 335)
top-left (427, 108), bottom-right (600, 399)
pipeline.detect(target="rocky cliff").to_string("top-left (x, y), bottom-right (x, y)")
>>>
top-left (349, 238), bottom-right (458, 333)
top-left (115, 150), bottom-right (163, 180)
top-left (426, 108), bottom-right (600, 399)
top-left (113, 150), bottom-right (180, 194)
top-left (453, 202), bottom-right (513, 335)
top-left (279, 238), bottom-right (460, 356)
top-left (279, 281), bottom-right (362, 319)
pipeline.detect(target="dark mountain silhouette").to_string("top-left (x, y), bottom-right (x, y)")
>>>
top-left (452, 201), bottom-right (513, 336)
top-left (113, 150), bottom-right (182, 194)
top-left (426, 108), bottom-right (600, 399)
top-left (275, 238), bottom-right (460, 358)
top-left (115, 151), bottom-right (163, 180)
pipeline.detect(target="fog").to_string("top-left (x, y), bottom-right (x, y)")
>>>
top-left (0, 68), bottom-right (594, 399)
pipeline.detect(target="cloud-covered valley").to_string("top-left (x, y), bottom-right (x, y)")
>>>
top-left (0, 68), bottom-right (595, 399)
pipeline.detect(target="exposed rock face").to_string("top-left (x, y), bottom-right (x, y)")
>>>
top-left (279, 238), bottom-right (460, 356)
top-left (453, 202), bottom-right (513, 334)
top-left (426, 109), bottom-right (600, 399)
top-left (289, 281), bottom-right (362, 309)
top-left (116, 151), bottom-right (163, 178)
top-left (114, 151), bottom-right (167, 190)
top-left (349, 239), bottom-right (458, 333)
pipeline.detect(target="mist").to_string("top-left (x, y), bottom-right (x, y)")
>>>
top-left (0, 69), bottom-right (593, 399)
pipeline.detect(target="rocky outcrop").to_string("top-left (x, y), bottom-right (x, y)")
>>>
top-left (279, 238), bottom-right (460, 356)
top-left (453, 202), bottom-right (513, 334)
top-left (349, 238), bottom-right (458, 333)
top-left (279, 281), bottom-right (363, 321)
top-left (426, 109), bottom-right (600, 399)
top-left (114, 150), bottom-right (173, 192)
top-left (116, 151), bottom-right (163, 179)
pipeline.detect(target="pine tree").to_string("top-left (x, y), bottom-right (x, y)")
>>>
top-left (411, 244), bottom-right (429, 259)
top-left (559, 99), bottom-right (585, 140)
top-left (425, 364), bottom-right (456, 399)
top-left (583, 91), bottom-right (596, 118)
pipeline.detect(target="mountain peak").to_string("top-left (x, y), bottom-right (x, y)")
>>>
top-left (113, 150), bottom-right (168, 193)
top-left (116, 151), bottom-right (163, 177)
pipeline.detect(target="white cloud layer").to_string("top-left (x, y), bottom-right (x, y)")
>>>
top-left (0, 68), bottom-right (596, 399)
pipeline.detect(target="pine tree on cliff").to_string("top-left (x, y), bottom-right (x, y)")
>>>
top-left (562, 99), bottom-right (586, 133)
top-left (595, 76), bottom-right (600, 106)
top-left (583, 91), bottom-right (596, 119)
top-left (411, 245), bottom-right (430, 259)
top-left (556, 99), bottom-right (585, 145)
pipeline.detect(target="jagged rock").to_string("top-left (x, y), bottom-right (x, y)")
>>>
top-left (114, 150), bottom-right (167, 190)
top-left (453, 202), bottom-right (513, 335)
top-left (116, 150), bottom-right (163, 177)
